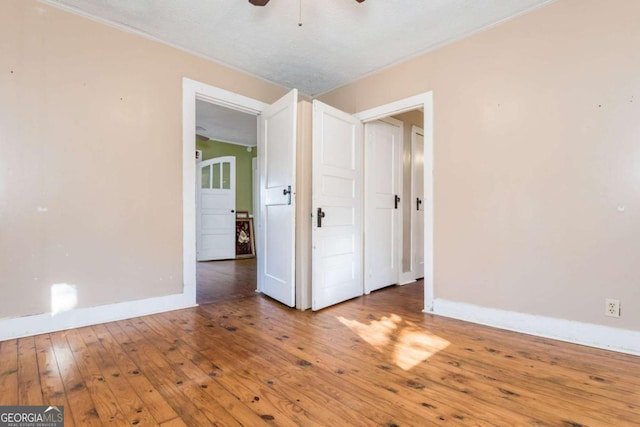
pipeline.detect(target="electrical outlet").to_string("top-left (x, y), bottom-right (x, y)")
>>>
top-left (605, 298), bottom-right (620, 317)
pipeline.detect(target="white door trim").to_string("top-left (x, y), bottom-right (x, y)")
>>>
top-left (355, 94), bottom-right (430, 123)
top-left (252, 157), bottom-right (259, 256)
top-left (355, 92), bottom-right (434, 312)
top-left (182, 78), bottom-right (269, 304)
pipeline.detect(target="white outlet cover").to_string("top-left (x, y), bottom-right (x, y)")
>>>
top-left (605, 298), bottom-right (621, 317)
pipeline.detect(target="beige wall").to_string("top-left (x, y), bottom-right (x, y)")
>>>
top-left (0, 1), bottom-right (286, 319)
top-left (295, 101), bottom-right (313, 310)
top-left (321, 0), bottom-right (640, 330)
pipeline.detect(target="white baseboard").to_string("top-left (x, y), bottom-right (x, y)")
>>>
top-left (430, 299), bottom-right (640, 356)
top-left (0, 293), bottom-right (197, 341)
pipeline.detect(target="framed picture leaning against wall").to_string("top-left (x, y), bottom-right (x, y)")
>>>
top-left (235, 217), bottom-right (255, 258)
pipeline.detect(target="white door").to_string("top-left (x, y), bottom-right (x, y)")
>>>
top-left (412, 126), bottom-right (425, 279)
top-left (311, 100), bottom-right (363, 310)
top-left (364, 119), bottom-right (403, 293)
top-left (197, 156), bottom-right (236, 261)
top-left (258, 89), bottom-right (297, 307)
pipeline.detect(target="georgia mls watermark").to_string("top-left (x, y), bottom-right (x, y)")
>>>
top-left (0, 406), bottom-right (64, 427)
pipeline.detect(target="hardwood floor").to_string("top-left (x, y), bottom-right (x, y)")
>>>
top-left (1, 282), bottom-right (639, 426)
top-left (196, 258), bottom-right (257, 304)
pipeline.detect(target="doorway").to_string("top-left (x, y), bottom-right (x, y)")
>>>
top-left (190, 85), bottom-right (264, 305)
top-left (183, 79), bottom-right (434, 312)
top-left (363, 110), bottom-right (425, 295)
top-left (355, 92), bottom-right (434, 311)
top-left (195, 143), bottom-right (257, 303)
top-left (309, 96), bottom-right (433, 311)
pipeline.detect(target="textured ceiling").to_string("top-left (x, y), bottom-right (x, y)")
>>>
top-left (196, 101), bottom-right (257, 147)
top-left (43, 0), bottom-right (554, 96)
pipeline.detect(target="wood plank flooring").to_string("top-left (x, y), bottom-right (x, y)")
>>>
top-left (196, 259), bottom-right (257, 304)
top-left (1, 281), bottom-right (639, 426)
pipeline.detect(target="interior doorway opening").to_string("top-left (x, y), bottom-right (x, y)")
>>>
top-left (355, 92), bottom-right (434, 312)
top-left (363, 108), bottom-right (425, 295)
top-left (183, 79), bottom-right (433, 312)
top-left (194, 98), bottom-right (259, 304)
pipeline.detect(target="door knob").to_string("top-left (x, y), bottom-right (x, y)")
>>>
top-left (283, 185), bottom-right (292, 205)
top-left (416, 197), bottom-right (422, 211)
top-left (394, 195), bottom-right (401, 209)
top-left (317, 207), bottom-right (326, 227)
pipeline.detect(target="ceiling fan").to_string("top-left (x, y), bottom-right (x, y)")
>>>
top-left (249, 0), bottom-right (364, 5)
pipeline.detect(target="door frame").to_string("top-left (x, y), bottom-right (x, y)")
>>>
top-left (182, 78), bottom-right (268, 304)
top-left (355, 92), bottom-right (434, 312)
top-left (252, 156), bottom-right (259, 257)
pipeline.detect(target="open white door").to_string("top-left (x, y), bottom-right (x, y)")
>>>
top-left (258, 89), bottom-right (297, 307)
top-left (197, 156), bottom-right (236, 261)
top-left (364, 119), bottom-right (403, 293)
top-left (412, 126), bottom-right (425, 279)
top-left (311, 100), bottom-right (363, 310)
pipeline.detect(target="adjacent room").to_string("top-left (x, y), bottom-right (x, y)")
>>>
top-left (1, 0), bottom-right (639, 425)
top-left (194, 100), bottom-right (259, 304)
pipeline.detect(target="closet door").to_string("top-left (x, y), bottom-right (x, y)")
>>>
top-left (412, 126), bottom-right (425, 279)
top-left (364, 119), bottom-right (403, 293)
top-left (311, 100), bottom-right (364, 310)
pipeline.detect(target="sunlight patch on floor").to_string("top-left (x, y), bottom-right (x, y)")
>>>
top-left (337, 314), bottom-right (450, 370)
